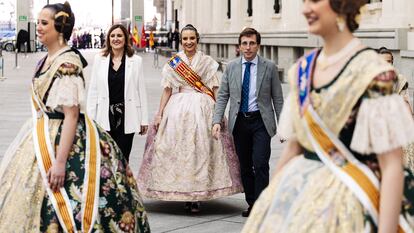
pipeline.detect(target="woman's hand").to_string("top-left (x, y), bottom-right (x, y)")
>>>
top-left (212, 124), bottom-right (221, 140)
top-left (47, 160), bottom-right (66, 192)
top-left (140, 125), bottom-right (149, 135)
top-left (154, 115), bottom-right (162, 130)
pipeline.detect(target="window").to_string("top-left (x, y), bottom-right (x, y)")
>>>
top-left (247, 0), bottom-right (253, 17)
top-left (274, 0), bottom-right (281, 14)
top-left (227, 0), bottom-right (231, 19)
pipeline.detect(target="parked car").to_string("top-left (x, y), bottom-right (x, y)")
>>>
top-left (0, 37), bottom-right (15, 52)
top-left (0, 29), bottom-right (16, 52)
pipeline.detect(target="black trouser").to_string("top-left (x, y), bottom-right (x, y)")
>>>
top-left (233, 111), bottom-right (271, 207)
top-left (108, 129), bottom-right (135, 162)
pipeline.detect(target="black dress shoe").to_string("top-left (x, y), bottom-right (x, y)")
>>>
top-left (241, 206), bottom-right (252, 217)
top-left (184, 202), bottom-right (191, 211)
top-left (190, 202), bottom-right (201, 213)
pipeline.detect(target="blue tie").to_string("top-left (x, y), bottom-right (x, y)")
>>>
top-left (240, 62), bottom-right (251, 113)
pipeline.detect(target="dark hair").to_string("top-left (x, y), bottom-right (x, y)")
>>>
top-left (377, 46), bottom-right (393, 63)
top-left (180, 24), bottom-right (200, 44)
top-left (377, 47), bottom-right (392, 56)
top-left (43, 1), bottom-right (75, 41)
top-left (238, 27), bottom-right (261, 45)
top-left (102, 24), bottom-right (134, 57)
top-left (329, 0), bottom-right (367, 32)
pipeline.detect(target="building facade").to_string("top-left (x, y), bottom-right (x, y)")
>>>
top-left (154, 0), bottom-right (414, 84)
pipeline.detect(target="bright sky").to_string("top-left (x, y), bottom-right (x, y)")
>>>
top-left (0, 0), bottom-right (160, 29)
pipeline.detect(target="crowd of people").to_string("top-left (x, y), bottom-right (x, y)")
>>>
top-left (71, 29), bottom-right (105, 49)
top-left (0, 0), bottom-right (414, 232)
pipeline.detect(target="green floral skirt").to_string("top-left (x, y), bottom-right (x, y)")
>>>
top-left (40, 118), bottom-right (150, 233)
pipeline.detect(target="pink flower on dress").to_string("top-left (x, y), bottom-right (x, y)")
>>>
top-left (75, 211), bottom-right (82, 222)
top-left (101, 166), bottom-right (112, 178)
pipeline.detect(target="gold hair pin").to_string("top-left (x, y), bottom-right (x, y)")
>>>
top-left (55, 11), bottom-right (69, 19)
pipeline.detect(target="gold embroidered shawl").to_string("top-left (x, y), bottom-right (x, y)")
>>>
top-left (289, 49), bottom-right (394, 151)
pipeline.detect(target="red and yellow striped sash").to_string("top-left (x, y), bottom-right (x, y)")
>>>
top-left (168, 55), bottom-right (215, 101)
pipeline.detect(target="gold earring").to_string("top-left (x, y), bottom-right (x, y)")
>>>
top-left (355, 14), bottom-right (362, 25)
top-left (59, 34), bottom-right (64, 46)
top-left (336, 16), bottom-right (345, 32)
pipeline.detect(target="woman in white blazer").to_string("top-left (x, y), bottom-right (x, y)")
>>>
top-left (87, 24), bottom-right (149, 161)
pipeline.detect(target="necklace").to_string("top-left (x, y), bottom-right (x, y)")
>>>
top-left (317, 38), bottom-right (361, 70)
top-left (185, 52), bottom-right (196, 65)
top-left (45, 46), bottom-right (69, 67)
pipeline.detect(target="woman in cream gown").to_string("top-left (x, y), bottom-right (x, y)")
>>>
top-left (0, 3), bottom-right (150, 232)
top-left (137, 24), bottom-right (242, 213)
top-left (242, 0), bottom-right (414, 232)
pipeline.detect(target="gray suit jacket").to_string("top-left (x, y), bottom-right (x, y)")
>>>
top-left (213, 55), bottom-right (284, 137)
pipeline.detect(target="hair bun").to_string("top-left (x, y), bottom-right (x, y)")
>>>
top-left (63, 1), bottom-right (72, 14)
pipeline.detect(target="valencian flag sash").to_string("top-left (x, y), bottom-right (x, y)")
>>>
top-left (30, 85), bottom-right (101, 233)
top-left (297, 50), bottom-right (412, 233)
top-left (168, 55), bottom-right (215, 101)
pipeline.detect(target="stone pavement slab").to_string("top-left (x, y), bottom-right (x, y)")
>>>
top-left (0, 49), bottom-right (287, 233)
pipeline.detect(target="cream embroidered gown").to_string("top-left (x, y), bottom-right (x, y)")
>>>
top-left (242, 48), bottom-right (414, 232)
top-left (0, 48), bottom-right (150, 232)
top-left (138, 51), bottom-right (243, 201)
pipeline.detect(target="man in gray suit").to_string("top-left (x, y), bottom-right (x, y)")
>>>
top-left (212, 27), bottom-right (284, 217)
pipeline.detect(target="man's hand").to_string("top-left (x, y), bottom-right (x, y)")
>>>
top-left (212, 124), bottom-right (221, 140)
top-left (140, 125), bottom-right (148, 135)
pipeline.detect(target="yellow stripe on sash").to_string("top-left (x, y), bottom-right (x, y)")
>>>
top-left (304, 112), bottom-right (335, 151)
top-left (82, 116), bottom-right (100, 233)
top-left (32, 90), bottom-right (101, 233)
top-left (342, 163), bottom-right (380, 209)
top-left (35, 115), bottom-right (76, 233)
top-left (303, 108), bottom-right (411, 233)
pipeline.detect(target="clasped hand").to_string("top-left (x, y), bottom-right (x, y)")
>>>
top-left (47, 161), bottom-right (66, 192)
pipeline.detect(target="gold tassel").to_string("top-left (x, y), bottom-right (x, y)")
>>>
top-left (59, 34), bottom-right (64, 46)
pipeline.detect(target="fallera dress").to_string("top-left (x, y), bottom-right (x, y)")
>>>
top-left (242, 47), bottom-right (414, 233)
top-left (138, 51), bottom-right (243, 201)
top-left (0, 47), bottom-right (150, 233)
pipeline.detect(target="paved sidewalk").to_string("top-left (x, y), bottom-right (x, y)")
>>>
top-left (0, 49), bottom-right (285, 233)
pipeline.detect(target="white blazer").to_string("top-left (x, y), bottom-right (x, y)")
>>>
top-left (87, 53), bottom-right (149, 134)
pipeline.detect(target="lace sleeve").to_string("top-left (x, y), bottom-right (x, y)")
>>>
top-left (46, 62), bottom-right (85, 112)
top-left (350, 71), bottom-right (414, 154)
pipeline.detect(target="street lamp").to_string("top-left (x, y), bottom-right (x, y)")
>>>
top-left (112, 0), bottom-right (114, 24)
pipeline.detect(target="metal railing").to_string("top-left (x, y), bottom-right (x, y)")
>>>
top-left (0, 46), bottom-right (4, 80)
top-left (153, 48), bottom-right (160, 69)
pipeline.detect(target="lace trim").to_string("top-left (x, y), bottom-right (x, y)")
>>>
top-left (46, 75), bottom-right (85, 112)
top-left (350, 94), bottom-right (414, 155)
